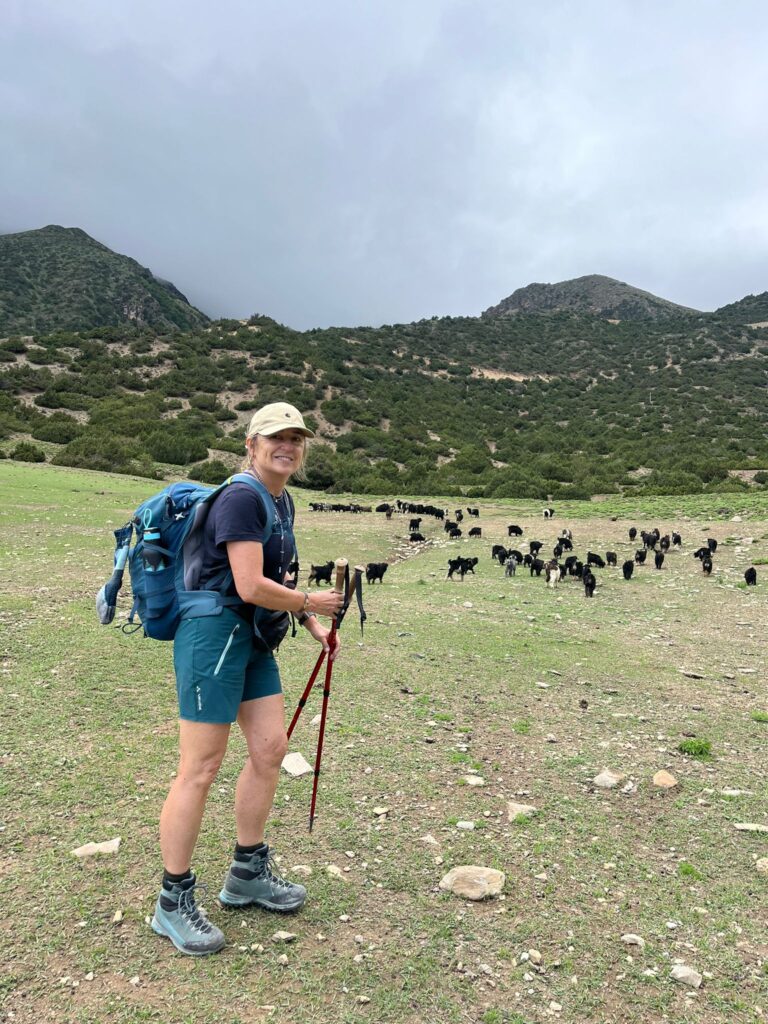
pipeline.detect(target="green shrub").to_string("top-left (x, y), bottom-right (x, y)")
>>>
top-left (31, 412), bottom-right (84, 444)
top-left (188, 459), bottom-right (232, 484)
top-left (751, 710), bottom-right (768, 723)
top-left (10, 442), bottom-right (46, 462)
top-left (677, 738), bottom-right (712, 758)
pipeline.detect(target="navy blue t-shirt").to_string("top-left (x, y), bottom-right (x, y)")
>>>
top-left (198, 483), bottom-right (295, 614)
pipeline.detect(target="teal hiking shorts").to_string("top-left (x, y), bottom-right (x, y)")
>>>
top-left (173, 608), bottom-right (282, 724)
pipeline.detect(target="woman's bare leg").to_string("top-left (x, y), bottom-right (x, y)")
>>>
top-left (159, 720), bottom-right (231, 873)
top-left (234, 694), bottom-right (287, 845)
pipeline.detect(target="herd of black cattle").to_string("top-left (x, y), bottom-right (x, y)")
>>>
top-left (307, 501), bottom-right (759, 596)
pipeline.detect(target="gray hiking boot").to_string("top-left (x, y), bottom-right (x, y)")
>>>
top-left (151, 874), bottom-right (226, 955)
top-left (218, 845), bottom-right (307, 913)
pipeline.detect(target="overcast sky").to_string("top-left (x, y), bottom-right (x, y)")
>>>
top-left (2, 1), bottom-right (767, 328)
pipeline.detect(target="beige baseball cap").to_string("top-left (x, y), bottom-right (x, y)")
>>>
top-left (246, 402), bottom-right (315, 438)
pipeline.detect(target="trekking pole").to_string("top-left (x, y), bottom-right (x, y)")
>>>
top-left (308, 557), bottom-right (348, 833)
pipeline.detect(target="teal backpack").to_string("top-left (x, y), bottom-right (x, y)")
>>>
top-left (97, 474), bottom-right (276, 640)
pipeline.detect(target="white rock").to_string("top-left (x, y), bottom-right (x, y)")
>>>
top-left (326, 864), bottom-right (345, 878)
top-left (507, 802), bottom-right (537, 821)
top-left (756, 858), bottom-right (768, 875)
top-left (310, 714), bottom-right (322, 726)
top-left (277, 954), bottom-right (289, 965)
top-left (621, 933), bottom-right (646, 949)
top-left (112, 909), bottom-right (123, 923)
top-left (652, 770), bottom-right (678, 789)
top-left (372, 806), bottom-right (389, 817)
top-left (670, 964), bottom-right (703, 988)
top-left (420, 834), bottom-right (439, 845)
top-left (128, 976), bottom-right (140, 986)
top-left (84, 972), bottom-right (94, 981)
top-left (549, 1002), bottom-right (563, 1012)
top-left (593, 769), bottom-right (626, 789)
top-left (439, 865), bottom-right (505, 900)
top-left (734, 823), bottom-right (768, 834)
top-left (291, 865), bottom-right (313, 876)
top-left (282, 752), bottom-right (313, 777)
top-left (462, 775), bottom-right (485, 787)
top-left (456, 820), bottom-right (475, 830)
top-left (71, 836), bottom-right (121, 858)
top-left (528, 949), bottom-right (542, 964)
top-left (272, 930), bottom-right (297, 943)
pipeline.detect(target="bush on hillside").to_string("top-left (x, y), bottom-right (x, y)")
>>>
top-left (52, 435), bottom-right (156, 477)
top-left (188, 459), bottom-right (232, 484)
top-left (31, 412), bottom-right (84, 444)
top-left (10, 442), bottom-right (46, 462)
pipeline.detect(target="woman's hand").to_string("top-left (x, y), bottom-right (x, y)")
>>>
top-left (306, 589), bottom-right (344, 618)
top-left (305, 617), bottom-right (341, 661)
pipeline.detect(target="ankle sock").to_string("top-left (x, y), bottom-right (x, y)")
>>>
top-left (163, 868), bottom-right (193, 888)
top-left (234, 841), bottom-right (267, 860)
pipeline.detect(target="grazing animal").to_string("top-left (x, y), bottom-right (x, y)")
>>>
top-left (523, 554), bottom-right (533, 567)
top-left (564, 555), bottom-right (579, 570)
top-left (543, 507), bottom-right (555, 519)
top-left (455, 510), bottom-right (464, 522)
top-left (707, 538), bottom-right (718, 553)
top-left (545, 559), bottom-right (560, 588)
top-left (448, 528), bottom-right (462, 539)
top-left (629, 527), bottom-right (637, 542)
top-left (654, 551), bottom-right (665, 570)
top-left (444, 520), bottom-right (457, 533)
top-left (508, 549), bottom-right (523, 564)
top-left (530, 558), bottom-right (545, 577)
top-left (587, 552), bottom-right (606, 568)
top-left (560, 528), bottom-right (573, 541)
top-left (529, 540), bottom-right (543, 556)
top-left (467, 507), bottom-right (480, 517)
top-left (641, 530), bottom-right (657, 550)
top-left (702, 557), bottom-right (713, 575)
top-left (622, 559), bottom-right (634, 580)
top-left (745, 567), bottom-right (757, 585)
top-left (634, 549), bottom-right (647, 565)
top-left (365, 562), bottom-right (389, 584)
top-left (308, 560), bottom-right (334, 586)
top-left (553, 543), bottom-right (563, 559)
top-left (568, 559), bottom-right (583, 577)
top-left (672, 532), bottom-right (682, 547)
top-left (491, 544), bottom-right (508, 563)
top-left (507, 524), bottom-right (523, 536)
top-left (410, 532), bottom-right (426, 542)
top-left (605, 551), bottom-right (617, 567)
top-left (447, 556), bottom-right (478, 580)
top-left (559, 537), bottom-right (573, 551)
top-left (468, 526), bottom-right (482, 538)
top-left (659, 534), bottom-right (671, 553)
top-left (409, 517), bottom-right (422, 532)
top-left (505, 558), bottom-right (517, 577)
top-left (693, 546), bottom-right (710, 560)
top-left (583, 570), bottom-right (596, 597)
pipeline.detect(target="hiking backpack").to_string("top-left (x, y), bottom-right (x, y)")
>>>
top-left (97, 474), bottom-right (281, 640)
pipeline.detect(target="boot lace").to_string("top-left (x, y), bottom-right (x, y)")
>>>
top-left (178, 882), bottom-right (214, 934)
top-left (256, 853), bottom-right (295, 890)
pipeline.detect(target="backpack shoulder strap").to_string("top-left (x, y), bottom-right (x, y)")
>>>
top-left (228, 473), bottom-right (276, 539)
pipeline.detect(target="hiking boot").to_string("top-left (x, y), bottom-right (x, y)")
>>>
top-left (151, 874), bottom-right (226, 956)
top-left (218, 845), bottom-right (307, 913)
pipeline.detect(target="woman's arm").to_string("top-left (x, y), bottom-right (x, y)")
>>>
top-left (227, 541), bottom-right (343, 618)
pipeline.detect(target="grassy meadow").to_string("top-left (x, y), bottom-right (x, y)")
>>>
top-left (1, 461), bottom-right (767, 1024)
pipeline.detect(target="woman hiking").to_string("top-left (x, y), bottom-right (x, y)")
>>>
top-left (152, 402), bottom-right (343, 955)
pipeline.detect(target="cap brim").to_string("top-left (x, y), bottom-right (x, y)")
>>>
top-left (259, 422), bottom-right (315, 439)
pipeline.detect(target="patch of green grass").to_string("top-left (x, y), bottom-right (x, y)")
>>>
top-left (512, 719), bottom-right (532, 735)
top-left (678, 738), bottom-right (712, 758)
top-left (678, 861), bottom-right (704, 881)
top-left (751, 710), bottom-right (768, 723)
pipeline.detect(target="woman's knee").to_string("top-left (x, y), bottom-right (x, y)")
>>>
top-left (248, 730), bottom-right (288, 772)
top-left (178, 751), bottom-right (226, 789)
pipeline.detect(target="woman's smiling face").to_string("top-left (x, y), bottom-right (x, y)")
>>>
top-left (249, 429), bottom-right (306, 483)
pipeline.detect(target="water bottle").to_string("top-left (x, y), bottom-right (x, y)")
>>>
top-left (142, 527), bottom-right (166, 573)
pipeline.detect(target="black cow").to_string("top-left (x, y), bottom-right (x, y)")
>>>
top-left (455, 510), bottom-right (464, 522)
top-left (448, 528), bottom-right (462, 539)
top-left (707, 538), bottom-right (718, 553)
top-left (365, 562), bottom-right (389, 584)
top-left (605, 551), bottom-right (617, 566)
top-left (583, 570), bottom-right (597, 597)
top-left (308, 561), bottom-right (334, 586)
top-left (468, 527), bottom-right (482, 538)
top-left (410, 532), bottom-right (425, 542)
top-left (659, 535), bottom-right (671, 553)
top-left (635, 549), bottom-right (647, 565)
top-left (745, 567), bottom-right (757, 586)
top-left (568, 559), bottom-right (583, 577)
top-left (444, 520), bottom-right (457, 533)
top-left (543, 507), bottom-right (555, 519)
top-left (702, 557), bottom-right (713, 575)
top-left (654, 551), bottom-right (665, 570)
top-left (507, 524), bottom-right (523, 537)
top-left (508, 549), bottom-right (523, 564)
top-left (587, 552), bottom-right (605, 568)
top-left (491, 544), bottom-right (508, 563)
top-left (447, 556), bottom-right (478, 580)
top-left (564, 555), bottom-right (579, 570)
top-left (629, 527), bottom-right (637, 542)
top-left (553, 543), bottom-right (563, 559)
top-left (467, 508), bottom-right (480, 517)
top-left (409, 517), bottom-right (422, 532)
top-left (693, 546), bottom-right (710, 560)
top-left (622, 559), bottom-right (634, 580)
top-left (672, 532), bottom-right (682, 547)
top-left (530, 558), bottom-right (545, 577)
top-left (529, 540), bottom-right (543, 556)
top-left (559, 537), bottom-right (573, 551)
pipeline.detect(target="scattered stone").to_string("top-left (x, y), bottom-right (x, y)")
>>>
top-left (653, 770), bottom-right (678, 790)
top-left (536, 681), bottom-right (550, 689)
top-left (326, 864), bottom-right (345, 878)
top-left (282, 752), bottom-right (313, 777)
top-left (670, 964), bottom-right (703, 988)
top-left (128, 976), bottom-right (140, 986)
top-left (545, 734), bottom-right (558, 743)
top-left (291, 865), bottom-right (312, 876)
top-left (372, 806), bottom-right (389, 817)
top-left (439, 865), bottom-right (505, 900)
top-left (593, 769), bottom-right (626, 790)
top-left (84, 972), bottom-right (94, 982)
top-left (339, 914), bottom-right (350, 922)
top-left (534, 872), bottom-right (548, 881)
top-left (272, 931), bottom-right (297, 943)
top-left (357, 996), bottom-right (371, 1004)
top-left (71, 837), bottom-right (121, 858)
top-left (734, 823), bottom-right (768, 834)
top-left (721, 789), bottom-right (752, 797)
top-left (680, 670), bottom-right (705, 679)
top-left (310, 714), bottom-right (322, 726)
top-left (421, 834), bottom-right (439, 845)
top-left (456, 820), bottom-right (475, 831)
top-left (277, 954), bottom-right (289, 965)
top-left (549, 1002), bottom-right (563, 1012)
top-left (462, 601), bottom-right (473, 608)
top-left (756, 858), bottom-right (768, 875)
top-left (112, 909), bottom-right (123, 924)
top-left (462, 775), bottom-right (485, 787)
top-left (507, 801), bottom-right (537, 821)
top-left (621, 933), bottom-right (646, 949)
top-left (528, 949), bottom-right (542, 964)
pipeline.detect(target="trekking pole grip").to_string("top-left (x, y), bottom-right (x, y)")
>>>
top-left (333, 558), bottom-right (348, 594)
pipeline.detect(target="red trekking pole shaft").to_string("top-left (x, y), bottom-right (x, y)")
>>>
top-left (308, 557), bottom-right (346, 833)
top-left (286, 646), bottom-right (326, 740)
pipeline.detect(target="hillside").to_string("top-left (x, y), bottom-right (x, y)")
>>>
top-left (0, 226), bottom-right (209, 335)
top-left (2, 307), bottom-right (768, 500)
top-left (483, 274), bottom-right (700, 321)
top-left (713, 291), bottom-right (768, 324)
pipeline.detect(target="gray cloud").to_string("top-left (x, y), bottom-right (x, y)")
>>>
top-left (2, 0), bottom-right (768, 327)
